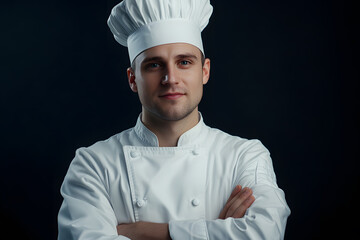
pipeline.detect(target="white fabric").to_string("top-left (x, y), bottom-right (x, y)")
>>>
top-left (107, 0), bottom-right (213, 63)
top-left (58, 114), bottom-right (291, 239)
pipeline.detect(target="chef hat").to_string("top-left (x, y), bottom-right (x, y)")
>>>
top-left (107, 0), bottom-right (213, 63)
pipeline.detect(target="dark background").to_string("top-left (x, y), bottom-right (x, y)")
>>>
top-left (1, 0), bottom-right (358, 239)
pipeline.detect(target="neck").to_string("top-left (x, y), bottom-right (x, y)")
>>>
top-left (141, 108), bottom-right (200, 147)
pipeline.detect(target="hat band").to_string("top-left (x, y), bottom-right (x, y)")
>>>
top-left (127, 19), bottom-right (204, 63)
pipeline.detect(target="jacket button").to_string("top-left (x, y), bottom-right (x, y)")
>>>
top-left (192, 198), bottom-right (200, 206)
top-left (192, 149), bottom-right (200, 156)
top-left (136, 199), bottom-right (145, 207)
top-left (130, 150), bottom-right (140, 158)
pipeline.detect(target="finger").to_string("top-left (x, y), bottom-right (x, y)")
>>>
top-left (226, 187), bottom-right (250, 209)
top-left (226, 185), bottom-right (242, 204)
top-left (219, 185), bottom-right (242, 219)
top-left (225, 188), bottom-right (253, 219)
top-left (232, 195), bottom-right (255, 218)
top-left (225, 188), bottom-right (252, 218)
top-left (221, 187), bottom-right (247, 218)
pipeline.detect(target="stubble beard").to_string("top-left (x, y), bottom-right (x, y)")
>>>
top-left (144, 95), bottom-right (201, 122)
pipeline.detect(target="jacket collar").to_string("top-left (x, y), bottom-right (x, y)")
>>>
top-left (134, 112), bottom-right (206, 147)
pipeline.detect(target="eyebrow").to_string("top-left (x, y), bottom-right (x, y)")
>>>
top-left (175, 53), bottom-right (198, 61)
top-left (141, 56), bottom-right (164, 65)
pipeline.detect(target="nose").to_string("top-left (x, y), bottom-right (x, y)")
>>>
top-left (161, 65), bottom-right (178, 85)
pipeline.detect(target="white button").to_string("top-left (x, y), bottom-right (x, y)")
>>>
top-left (136, 199), bottom-right (145, 207)
top-left (192, 149), bottom-right (200, 156)
top-left (192, 198), bottom-right (200, 206)
top-left (130, 150), bottom-right (140, 158)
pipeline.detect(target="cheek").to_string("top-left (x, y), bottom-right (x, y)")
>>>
top-left (136, 78), bottom-right (158, 100)
top-left (189, 73), bottom-right (205, 91)
top-left (185, 78), bottom-right (204, 102)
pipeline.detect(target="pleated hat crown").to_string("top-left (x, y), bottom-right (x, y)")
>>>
top-left (107, 0), bottom-right (213, 63)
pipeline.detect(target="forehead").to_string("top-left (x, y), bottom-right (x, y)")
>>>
top-left (135, 43), bottom-right (201, 64)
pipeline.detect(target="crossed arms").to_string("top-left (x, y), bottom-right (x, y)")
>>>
top-left (116, 185), bottom-right (255, 239)
top-left (58, 143), bottom-right (290, 240)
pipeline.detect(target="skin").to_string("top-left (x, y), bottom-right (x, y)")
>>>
top-left (117, 43), bottom-right (255, 239)
top-left (218, 185), bottom-right (256, 220)
top-left (127, 43), bottom-right (210, 147)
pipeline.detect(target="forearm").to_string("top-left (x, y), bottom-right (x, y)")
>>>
top-left (169, 185), bottom-right (290, 240)
top-left (139, 222), bottom-right (171, 240)
top-left (117, 222), bottom-right (171, 240)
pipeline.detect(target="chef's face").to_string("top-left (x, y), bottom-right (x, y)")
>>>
top-left (127, 43), bottom-right (210, 121)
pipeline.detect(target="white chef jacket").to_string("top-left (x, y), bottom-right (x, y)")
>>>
top-left (58, 114), bottom-right (290, 240)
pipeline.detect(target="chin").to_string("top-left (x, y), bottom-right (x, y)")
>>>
top-left (156, 106), bottom-right (197, 122)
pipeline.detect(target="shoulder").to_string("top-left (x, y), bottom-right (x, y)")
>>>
top-left (61, 128), bottom-right (136, 194)
top-left (87, 128), bottom-right (133, 155)
top-left (204, 125), bottom-right (269, 156)
top-left (70, 127), bottom-right (134, 171)
top-left (204, 125), bottom-right (275, 185)
top-left (205, 126), bottom-right (277, 186)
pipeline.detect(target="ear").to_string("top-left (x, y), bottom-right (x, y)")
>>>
top-left (127, 67), bottom-right (138, 92)
top-left (202, 58), bottom-right (210, 85)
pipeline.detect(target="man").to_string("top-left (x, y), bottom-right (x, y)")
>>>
top-left (58, 0), bottom-right (290, 239)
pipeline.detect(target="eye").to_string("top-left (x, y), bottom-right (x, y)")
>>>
top-left (180, 60), bottom-right (190, 65)
top-left (144, 62), bottom-right (161, 71)
top-left (149, 63), bottom-right (160, 68)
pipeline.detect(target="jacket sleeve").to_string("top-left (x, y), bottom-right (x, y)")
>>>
top-left (168, 140), bottom-right (291, 240)
top-left (58, 147), bottom-right (130, 240)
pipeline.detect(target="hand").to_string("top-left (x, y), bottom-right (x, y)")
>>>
top-left (117, 221), bottom-right (171, 240)
top-left (218, 185), bottom-right (255, 219)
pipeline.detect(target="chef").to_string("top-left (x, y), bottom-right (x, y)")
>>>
top-left (58, 0), bottom-right (291, 239)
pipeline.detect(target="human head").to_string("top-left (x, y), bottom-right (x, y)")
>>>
top-left (126, 42), bottom-right (210, 121)
top-left (107, 0), bottom-right (213, 121)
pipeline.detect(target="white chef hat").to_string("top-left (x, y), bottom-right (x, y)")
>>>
top-left (107, 0), bottom-right (213, 63)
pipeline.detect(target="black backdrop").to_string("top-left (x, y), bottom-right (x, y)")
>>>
top-left (1, 0), bottom-right (359, 239)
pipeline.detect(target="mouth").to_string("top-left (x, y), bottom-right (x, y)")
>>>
top-left (159, 92), bottom-right (185, 100)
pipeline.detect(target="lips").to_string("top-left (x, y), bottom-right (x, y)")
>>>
top-left (159, 92), bottom-right (185, 100)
